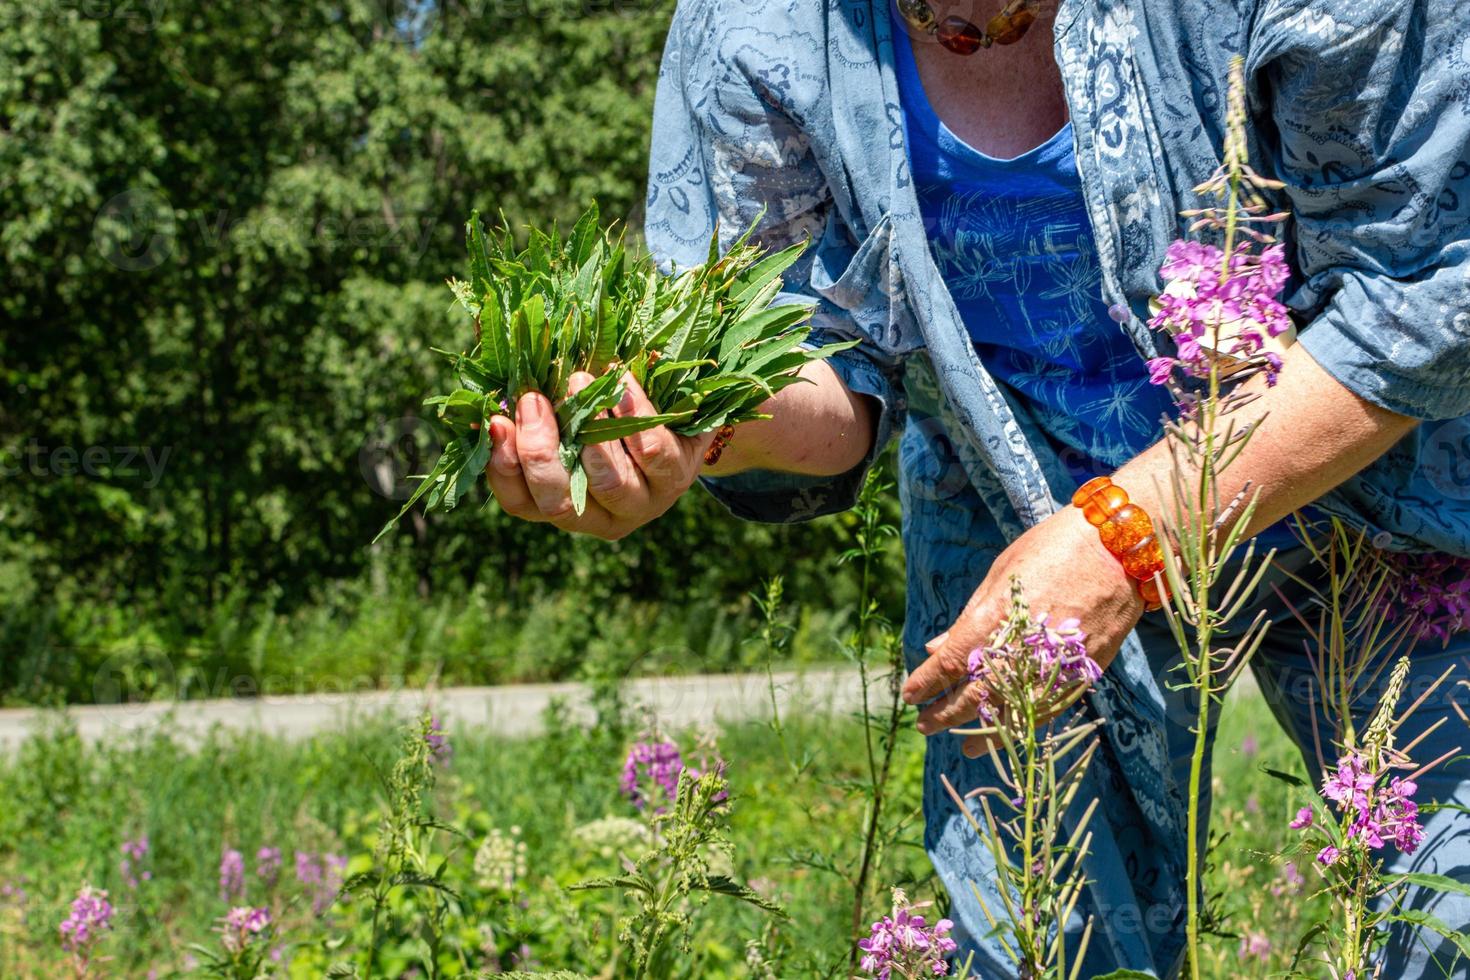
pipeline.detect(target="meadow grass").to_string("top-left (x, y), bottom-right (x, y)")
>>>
top-left (0, 681), bottom-right (1314, 978)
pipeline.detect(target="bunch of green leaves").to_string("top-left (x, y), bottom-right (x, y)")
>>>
top-left (375, 204), bottom-right (854, 539)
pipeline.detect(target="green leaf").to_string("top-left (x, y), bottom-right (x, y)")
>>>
top-left (1386, 909), bottom-right (1470, 961)
top-left (1260, 765), bottom-right (1307, 788)
top-left (697, 875), bottom-right (788, 916)
top-left (1390, 872), bottom-right (1470, 899)
top-left (389, 870), bottom-right (462, 900)
top-left (579, 411), bottom-right (694, 444)
top-left (568, 461), bottom-right (589, 516)
top-left (340, 870), bottom-right (382, 894)
top-left (727, 240), bottom-right (805, 305)
top-left (372, 444), bottom-right (455, 544)
top-left (569, 873), bottom-right (655, 894)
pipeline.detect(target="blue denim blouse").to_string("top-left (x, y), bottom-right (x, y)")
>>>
top-left (644, 0), bottom-right (1470, 556)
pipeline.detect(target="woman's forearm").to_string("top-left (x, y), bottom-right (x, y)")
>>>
top-left (701, 360), bottom-right (878, 478)
top-left (1114, 342), bottom-right (1418, 540)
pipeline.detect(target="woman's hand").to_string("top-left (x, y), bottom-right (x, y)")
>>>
top-left (484, 371), bottom-right (715, 540)
top-left (901, 504), bottom-right (1145, 756)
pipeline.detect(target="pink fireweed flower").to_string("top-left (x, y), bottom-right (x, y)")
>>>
top-left (295, 851), bottom-right (347, 915)
top-left (255, 846), bottom-right (282, 887)
top-left (59, 885), bottom-right (113, 953)
top-left (219, 847), bottom-right (245, 901)
top-left (1272, 860), bottom-right (1305, 897)
top-left (1363, 551), bottom-right (1470, 644)
top-left (120, 836), bottom-right (152, 889)
top-left (1148, 238), bottom-right (1291, 386)
top-left (1146, 356), bottom-right (1176, 386)
top-left (426, 715), bottom-right (452, 767)
top-left (219, 906), bottom-right (271, 955)
top-left (1290, 807), bottom-right (1314, 829)
top-left (1310, 749), bottom-right (1425, 857)
top-left (858, 896), bottom-right (958, 979)
top-left (620, 740), bottom-right (684, 812)
top-left (1159, 239), bottom-right (1225, 283)
top-left (967, 614), bottom-right (1098, 722)
top-left (1317, 845), bottom-right (1341, 866)
top-left (1239, 931), bottom-right (1272, 962)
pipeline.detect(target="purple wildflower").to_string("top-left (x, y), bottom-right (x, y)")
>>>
top-left (120, 836), bottom-right (152, 889)
top-left (324, 854), bottom-right (347, 907)
top-left (1290, 807), bottom-right (1314, 829)
top-left (219, 906), bottom-right (271, 955)
top-left (1272, 861), bottom-right (1305, 897)
top-left (1317, 845), bottom-right (1341, 867)
top-left (219, 847), bottom-right (245, 901)
top-left (967, 613), bottom-right (1098, 722)
top-left (59, 885), bottom-right (113, 954)
top-left (256, 846), bottom-right (282, 887)
top-left (621, 740), bottom-right (684, 811)
top-left (0, 878), bottom-right (27, 906)
top-left (1240, 733), bottom-right (1259, 758)
top-left (1363, 551), bottom-right (1470, 644)
top-left (857, 895), bottom-right (958, 980)
top-left (295, 851), bottom-right (345, 915)
top-left (1148, 238), bottom-right (1292, 386)
top-left (1315, 749), bottom-right (1425, 856)
top-left (1238, 931), bottom-right (1272, 962)
top-left (426, 715), bottom-right (452, 767)
top-left (1146, 356), bottom-right (1176, 386)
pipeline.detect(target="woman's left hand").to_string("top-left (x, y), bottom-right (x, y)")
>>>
top-left (901, 503), bottom-right (1146, 756)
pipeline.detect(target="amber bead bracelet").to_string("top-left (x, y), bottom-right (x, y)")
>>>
top-left (703, 425), bottom-right (736, 467)
top-left (1071, 476), bottom-right (1170, 611)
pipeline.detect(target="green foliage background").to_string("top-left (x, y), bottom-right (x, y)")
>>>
top-left (0, 0), bottom-right (895, 704)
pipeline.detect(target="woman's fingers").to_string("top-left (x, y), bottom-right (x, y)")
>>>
top-left (903, 620), bottom-right (989, 706)
top-left (916, 681), bottom-right (987, 735)
top-left (486, 373), bottom-right (706, 538)
top-left (615, 374), bottom-right (691, 488)
top-left (568, 373), bottom-right (650, 518)
top-left (961, 733), bottom-right (1000, 759)
top-left (514, 391), bottom-right (580, 520)
top-left (485, 415), bottom-right (544, 522)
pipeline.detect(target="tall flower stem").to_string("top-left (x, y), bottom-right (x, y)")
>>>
top-left (1152, 55), bottom-right (1289, 976)
top-left (845, 470), bottom-right (904, 959)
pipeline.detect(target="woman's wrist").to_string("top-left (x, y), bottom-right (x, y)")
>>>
top-left (700, 360), bottom-right (878, 479)
top-left (1057, 502), bottom-right (1145, 609)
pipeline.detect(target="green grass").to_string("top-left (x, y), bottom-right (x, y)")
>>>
top-left (0, 682), bottom-right (1318, 978)
top-left (0, 578), bottom-right (864, 709)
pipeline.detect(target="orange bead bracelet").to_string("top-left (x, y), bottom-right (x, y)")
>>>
top-left (1071, 476), bottom-right (1170, 611)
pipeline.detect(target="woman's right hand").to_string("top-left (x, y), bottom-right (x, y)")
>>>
top-left (485, 371), bottom-right (716, 540)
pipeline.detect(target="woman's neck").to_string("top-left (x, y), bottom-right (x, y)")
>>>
top-left (901, 0), bottom-right (1069, 158)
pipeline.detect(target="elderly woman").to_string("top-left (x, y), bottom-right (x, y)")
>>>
top-left (481, 0), bottom-right (1470, 975)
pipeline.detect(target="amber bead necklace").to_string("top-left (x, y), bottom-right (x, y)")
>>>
top-left (896, 0), bottom-right (1040, 55)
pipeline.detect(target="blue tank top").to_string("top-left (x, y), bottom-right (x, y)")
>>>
top-left (893, 24), bottom-right (1175, 482)
top-left (894, 26), bottom-right (1312, 548)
